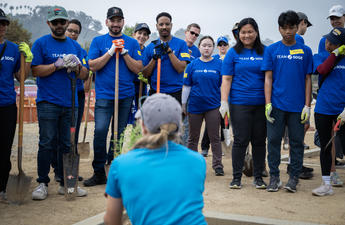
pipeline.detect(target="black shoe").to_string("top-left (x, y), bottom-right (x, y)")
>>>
top-left (284, 176), bottom-right (299, 193)
top-left (78, 176), bottom-right (83, 181)
top-left (229, 178), bottom-right (242, 189)
top-left (266, 176), bottom-right (282, 192)
top-left (253, 177), bottom-right (267, 189)
top-left (302, 166), bottom-right (313, 173)
top-left (83, 173), bottom-right (107, 187)
top-left (54, 174), bottom-right (62, 183)
top-left (215, 168), bottom-right (224, 176)
top-left (201, 149), bottom-right (208, 157)
top-left (304, 144), bottom-right (310, 150)
top-left (299, 171), bottom-right (313, 179)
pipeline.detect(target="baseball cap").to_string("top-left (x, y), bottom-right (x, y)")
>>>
top-left (47, 6), bottom-right (68, 22)
top-left (323, 27), bottom-right (345, 45)
top-left (217, 36), bottom-right (229, 46)
top-left (0, 8), bottom-right (9, 25)
top-left (327, 5), bottom-right (345, 19)
top-left (134, 23), bottom-right (151, 35)
top-left (107, 7), bottom-right (124, 19)
top-left (297, 12), bottom-right (312, 27)
top-left (135, 93), bottom-right (182, 134)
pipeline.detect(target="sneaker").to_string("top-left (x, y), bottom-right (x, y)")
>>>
top-left (78, 176), bottom-right (83, 181)
top-left (267, 176), bottom-right (282, 192)
top-left (58, 186), bottom-right (87, 197)
top-left (229, 178), bottom-right (242, 189)
top-left (312, 183), bottom-right (334, 196)
top-left (284, 176), bottom-right (299, 193)
top-left (299, 170), bottom-right (313, 180)
top-left (331, 172), bottom-right (343, 187)
top-left (54, 174), bottom-right (62, 183)
top-left (215, 167), bottom-right (224, 176)
top-left (304, 143), bottom-right (310, 150)
top-left (83, 173), bottom-right (107, 187)
top-left (201, 149), bottom-right (208, 157)
top-left (253, 177), bottom-right (267, 189)
top-left (302, 166), bottom-right (314, 173)
top-left (0, 191), bottom-right (7, 201)
top-left (283, 143), bottom-right (289, 150)
top-left (335, 160), bottom-right (345, 167)
top-left (32, 183), bottom-right (48, 200)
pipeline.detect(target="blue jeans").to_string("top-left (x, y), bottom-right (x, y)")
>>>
top-left (37, 102), bottom-right (73, 185)
top-left (93, 97), bottom-right (133, 175)
top-left (267, 107), bottom-right (304, 177)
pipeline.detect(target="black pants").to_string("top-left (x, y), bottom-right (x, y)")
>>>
top-left (230, 104), bottom-right (266, 179)
top-left (315, 113), bottom-right (345, 176)
top-left (0, 103), bottom-right (17, 192)
top-left (148, 88), bottom-right (182, 105)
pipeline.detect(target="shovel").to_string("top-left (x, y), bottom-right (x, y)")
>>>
top-left (105, 40), bottom-right (121, 177)
top-left (63, 72), bottom-right (80, 200)
top-left (77, 72), bottom-right (93, 159)
top-left (325, 120), bottom-right (341, 149)
top-left (6, 54), bottom-right (32, 204)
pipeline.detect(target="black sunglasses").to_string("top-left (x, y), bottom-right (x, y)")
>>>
top-left (51, 19), bottom-right (67, 26)
top-left (218, 43), bottom-right (228, 47)
top-left (190, 31), bottom-right (200, 37)
top-left (67, 28), bottom-right (80, 34)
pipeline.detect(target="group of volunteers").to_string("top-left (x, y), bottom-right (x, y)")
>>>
top-left (0, 3), bottom-right (345, 224)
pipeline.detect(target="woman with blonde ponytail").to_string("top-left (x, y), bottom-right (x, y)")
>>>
top-left (104, 93), bottom-right (207, 225)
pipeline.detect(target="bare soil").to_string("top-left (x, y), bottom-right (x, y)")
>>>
top-left (1, 118), bottom-right (345, 225)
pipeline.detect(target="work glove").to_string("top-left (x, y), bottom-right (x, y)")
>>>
top-left (265, 103), bottom-right (275, 123)
top-left (108, 43), bottom-right (116, 56)
top-left (54, 57), bottom-right (65, 70)
top-left (153, 48), bottom-right (162, 60)
top-left (332, 45), bottom-right (345, 57)
top-left (63, 54), bottom-right (81, 73)
top-left (18, 42), bottom-right (33, 63)
top-left (138, 72), bottom-right (148, 84)
top-left (162, 42), bottom-right (172, 54)
top-left (338, 108), bottom-right (345, 125)
top-left (219, 100), bottom-right (229, 119)
top-left (301, 105), bottom-right (311, 124)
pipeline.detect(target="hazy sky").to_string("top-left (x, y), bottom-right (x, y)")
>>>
top-left (5, 0), bottom-right (345, 52)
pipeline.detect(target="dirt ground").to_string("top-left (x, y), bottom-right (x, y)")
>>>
top-left (1, 116), bottom-right (345, 225)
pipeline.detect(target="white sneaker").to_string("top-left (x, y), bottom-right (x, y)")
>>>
top-left (331, 172), bottom-right (343, 187)
top-left (312, 183), bottom-right (334, 196)
top-left (58, 186), bottom-right (87, 197)
top-left (0, 191), bottom-right (7, 201)
top-left (32, 183), bottom-right (48, 200)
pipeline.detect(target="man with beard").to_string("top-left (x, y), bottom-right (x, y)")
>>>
top-left (142, 12), bottom-right (190, 103)
top-left (31, 6), bottom-right (89, 200)
top-left (83, 7), bottom-right (142, 187)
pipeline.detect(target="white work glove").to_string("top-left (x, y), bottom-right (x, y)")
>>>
top-left (301, 105), bottom-right (311, 124)
top-left (108, 43), bottom-right (116, 56)
top-left (265, 103), bottom-right (275, 123)
top-left (338, 108), bottom-right (345, 125)
top-left (219, 100), bottom-right (229, 119)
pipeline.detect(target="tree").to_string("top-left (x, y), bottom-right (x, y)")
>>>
top-left (123, 24), bottom-right (135, 36)
top-left (5, 18), bottom-right (32, 45)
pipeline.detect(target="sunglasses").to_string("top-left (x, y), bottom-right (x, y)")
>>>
top-left (67, 28), bottom-right (80, 34)
top-left (0, 20), bottom-right (9, 26)
top-left (51, 19), bottom-right (67, 26)
top-left (218, 43), bottom-right (228, 47)
top-left (189, 31), bottom-right (200, 37)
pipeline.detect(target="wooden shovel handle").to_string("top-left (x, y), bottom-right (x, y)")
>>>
top-left (82, 72), bottom-right (93, 143)
top-left (18, 54), bottom-right (25, 172)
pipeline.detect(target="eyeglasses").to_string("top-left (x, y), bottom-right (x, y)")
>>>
top-left (218, 43), bottom-right (228, 47)
top-left (67, 28), bottom-right (80, 34)
top-left (51, 19), bottom-right (67, 26)
top-left (0, 20), bottom-right (9, 26)
top-left (189, 31), bottom-right (200, 37)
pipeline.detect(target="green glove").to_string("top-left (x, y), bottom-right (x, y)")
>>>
top-left (301, 105), bottom-right (311, 124)
top-left (19, 42), bottom-right (33, 63)
top-left (332, 45), bottom-right (345, 57)
top-left (338, 108), bottom-right (345, 125)
top-left (138, 72), bottom-right (148, 84)
top-left (265, 103), bottom-right (275, 123)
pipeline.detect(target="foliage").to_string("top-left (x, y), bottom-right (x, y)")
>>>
top-left (123, 24), bottom-right (135, 36)
top-left (113, 123), bottom-right (143, 157)
top-left (5, 18), bottom-right (32, 45)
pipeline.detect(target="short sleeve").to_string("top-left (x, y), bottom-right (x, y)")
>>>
top-left (305, 47), bottom-right (313, 75)
top-left (221, 48), bottom-right (235, 75)
top-left (105, 160), bottom-right (122, 198)
top-left (143, 44), bottom-right (153, 66)
top-left (81, 48), bottom-right (89, 70)
top-left (129, 39), bottom-right (142, 61)
top-left (88, 37), bottom-right (100, 60)
top-left (31, 40), bottom-right (44, 66)
top-left (178, 41), bottom-right (191, 63)
top-left (183, 61), bottom-right (193, 86)
top-left (261, 46), bottom-right (273, 71)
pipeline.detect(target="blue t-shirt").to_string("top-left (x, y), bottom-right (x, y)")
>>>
top-left (295, 33), bottom-right (305, 44)
top-left (261, 41), bottom-right (313, 112)
top-left (213, 54), bottom-right (226, 60)
top-left (314, 56), bottom-right (345, 115)
top-left (106, 141), bottom-right (207, 225)
top-left (0, 41), bottom-right (20, 107)
top-left (143, 36), bottom-right (190, 93)
top-left (184, 58), bottom-right (222, 114)
top-left (222, 47), bottom-right (265, 105)
top-left (76, 48), bottom-right (89, 92)
top-left (188, 45), bottom-right (201, 61)
top-left (31, 35), bottom-right (85, 107)
top-left (88, 33), bottom-right (141, 100)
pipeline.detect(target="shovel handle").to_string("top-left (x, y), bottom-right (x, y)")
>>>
top-left (139, 81), bottom-right (143, 101)
top-left (156, 58), bottom-right (161, 93)
top-left (334, 119), bottom-right (341, 132)
top-left (113, 50), bottom-right (120, 157)
top-left (18, 54), bottom-right (25, 172)
top-left (82, 72), bottom-right (93, 143)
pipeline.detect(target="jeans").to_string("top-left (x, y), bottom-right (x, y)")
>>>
top-left (230, 104), bottom-right (266, 179)
top-left (267, 107), bottom-right (304, 177)
top-left (0, 104), bottom-right (17, 192)
top-left (93, 97), bottom-right (133, 175)
top-left (315, 113), bottom-right (345, 176)
top-left (37, 102), bottom-right (73, 185)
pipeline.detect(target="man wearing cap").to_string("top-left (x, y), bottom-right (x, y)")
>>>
top-left (0, 8), bottom-right (32, 201)
top-left (214, 36), bottom-right (229, 60)
top-left (84, 7), bottom-right (142, 187)
top-left (312, 27), bottom-right (345, 196)
top-left (31, 5), bottom-right (89, 200)
top-left (296, 12), bottom-right (312, 44)
top-left (142, 12), bottom-right (190, 103)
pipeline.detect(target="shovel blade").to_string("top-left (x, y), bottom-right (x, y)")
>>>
top-left (63, 152), bottom-right (80, 200)
top-left (6, 172), bottom-right (32, 204)
top-left (78, 142), bottom-right (90, 159)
